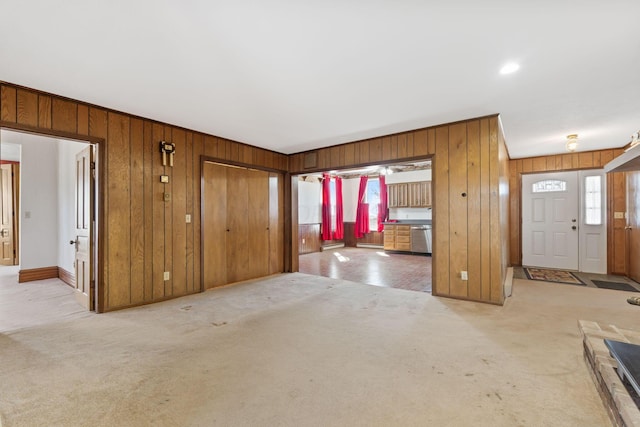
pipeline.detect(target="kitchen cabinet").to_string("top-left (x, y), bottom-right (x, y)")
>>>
top-left (409, 181), bottom-right (432, 207)
top-left (387, 183), bottom-right (409, 207)
top-left (383, 224), bottom-right (411, 251)
top-left (388, 182), bottom-right (431, 208)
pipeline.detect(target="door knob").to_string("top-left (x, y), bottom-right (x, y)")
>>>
top-left (571, 226), bottom-right (577, 230)
top-left (571, 219), bottom-right (577, 223)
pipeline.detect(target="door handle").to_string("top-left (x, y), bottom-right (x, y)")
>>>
top-left (70, 239), bottom-right (77, 245)
top-left (1, 229), bottom-right (8, 237)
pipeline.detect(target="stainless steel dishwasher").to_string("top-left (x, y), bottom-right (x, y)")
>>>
top-left (410, 225), bottom-right (432, 254)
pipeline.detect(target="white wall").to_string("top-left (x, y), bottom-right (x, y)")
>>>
top-left (298, 180), bottom-right (322, 224)
top-left (342, 178), bottom-right (360, 222)
top-left (9, 133), bottom-right (59, 269)
top-left (58, 140), bottom-right (88, 273)
top-left (385, 169), bottom-right (431, 183)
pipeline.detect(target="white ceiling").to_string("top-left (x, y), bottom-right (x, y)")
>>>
top-left (1, 1), bottom-right (639, 159)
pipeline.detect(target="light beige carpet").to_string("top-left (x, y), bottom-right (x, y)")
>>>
top-left (1, 271), bottom-right (637, 426)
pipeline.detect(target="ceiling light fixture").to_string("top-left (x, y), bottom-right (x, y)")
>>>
top-left (499, 62), bottom-right (520, 75)
top-left (629, 131), bottom-right (640, 149)
top-left (565, 134), bottom-right (579, 152)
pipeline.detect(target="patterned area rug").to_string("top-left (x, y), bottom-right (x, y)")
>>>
top-left (523, 268), bottom-right (586, 286)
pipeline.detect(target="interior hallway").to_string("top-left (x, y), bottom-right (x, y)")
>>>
top-left (1, 268), bottom-right (638, 426)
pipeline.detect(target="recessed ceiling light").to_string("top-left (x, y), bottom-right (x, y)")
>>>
top-left (500, 62), bottom-right (520, 75)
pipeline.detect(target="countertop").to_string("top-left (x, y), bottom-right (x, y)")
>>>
top-left (383, 220), bottom-right (432, 225)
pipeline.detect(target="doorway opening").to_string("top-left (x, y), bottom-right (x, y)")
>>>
top-left (296, 160), bottom-right (433, 293)
top-left (0, 129), bottom-right (99, 311)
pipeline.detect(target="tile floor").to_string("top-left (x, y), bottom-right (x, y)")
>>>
top-left (299, 247), bottom-right (432, 292)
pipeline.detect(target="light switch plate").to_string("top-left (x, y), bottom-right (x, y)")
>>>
top-left (461, 271), bottom-right (468, 281)
top-left (614, 212), bottom-right (625, 219)
top-left (163, 271), bottom-right (170, 281)
top-left (186, 214), bottom-right (191, 223)
top-left (160, 175), bottom-right (169, 183)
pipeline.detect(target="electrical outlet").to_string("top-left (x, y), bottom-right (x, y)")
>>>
top-left (302, 238), bottom-right (306, 244)
top-left (461, 271), bottom-right (468, 281)
top-left (164, 193), bottom-right (171, 202)
top-left (163, 271), bottom-right (170, 281)
top-left (614, 212), bottom-right (625, 219)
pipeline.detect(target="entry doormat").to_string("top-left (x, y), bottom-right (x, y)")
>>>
top-left (523, 268), bottom-right (586, 286)
top-left (592, 280), bottom-right (640, 293)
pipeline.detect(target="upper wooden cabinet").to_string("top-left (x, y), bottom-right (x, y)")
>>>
top-left (388, 182), bottom-right (431, 208)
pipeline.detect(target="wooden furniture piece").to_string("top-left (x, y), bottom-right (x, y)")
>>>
top-left (383, 224), bottom-right (411, 251)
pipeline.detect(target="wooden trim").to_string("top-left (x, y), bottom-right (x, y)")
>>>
top-left (290, 154), bottom-right (431, 175)
top-left (0, 120), bottom-right (103, 144)
top-left (201, 155), bottom-right (288, 174)
top-left (18, 266), bottom-right (58, 283)
top-left (58, 266), bottom-right (75, 287)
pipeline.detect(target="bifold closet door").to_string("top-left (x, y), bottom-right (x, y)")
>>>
top-left (203, 163), bottom-right (228, 288)
top-left (203, 162), bottom-right (271, 288)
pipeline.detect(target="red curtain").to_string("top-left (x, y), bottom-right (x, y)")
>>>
top-left (355, 176), bottom-right (369, 238)
top-left (334, 177), bottom-right (344, 239)
top-left (321, 173), bottom-right (332, 240)
top-left (377, 175), bottom-right (387, 232)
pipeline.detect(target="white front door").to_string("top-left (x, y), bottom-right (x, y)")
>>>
top-left (522, 171), bottom-right (579, 270)
top-left (522, 170), bottom-right (607, 273)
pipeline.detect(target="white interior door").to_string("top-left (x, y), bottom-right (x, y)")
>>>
top-left (578, 170), bottom-right (607, 274)
top-left (522, 171), bottom-right (579, 270)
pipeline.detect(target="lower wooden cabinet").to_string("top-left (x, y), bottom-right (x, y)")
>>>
top-left (383, 224), bottom-right (411, 251)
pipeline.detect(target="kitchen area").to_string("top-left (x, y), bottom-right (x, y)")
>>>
top-left (383, 169), bottom-right (432, 255)
top-left (297, 160), bottom-right (433, 292)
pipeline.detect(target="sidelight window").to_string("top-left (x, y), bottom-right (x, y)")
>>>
top-left (584, 175), bottom-right (602, 225)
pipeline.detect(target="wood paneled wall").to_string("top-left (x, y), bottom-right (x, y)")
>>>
top-left (508, 148), bottom-right (627, 274)
top-left (0, 82), bottom-right (288, 312)
top-left (298, 224), bottom-right (321, 254)
top-left (291, 115), bottom-right (509, 305)
top-left (343, 223), bottom-right (383, 247)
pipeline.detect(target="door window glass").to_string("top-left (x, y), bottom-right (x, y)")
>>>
top-left (532, 180), bottom-right (566, 193)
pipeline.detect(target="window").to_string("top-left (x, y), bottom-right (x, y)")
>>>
top-left (584, 175), bottom-right (602, 225)
top-left (366, 179), bottom-right (380, 229)
top-left (329, 179), bottom-right (336, 232)
top-left (532, 180), bottom-right (566, 193)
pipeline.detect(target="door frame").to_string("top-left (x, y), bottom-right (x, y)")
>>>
top-left (520, 169), bottom-right (607, 273)
top-left (0, 123), bottom-right (105, 312)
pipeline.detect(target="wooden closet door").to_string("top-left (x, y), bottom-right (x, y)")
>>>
top-left (628, 171), bottom-right (640, 283)
top-left (203, 162), bottom-right (228, 289)
top-left (247, 169), bottom-right (270, 280)
top-left (226, 167), bottom-right (250, 283)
